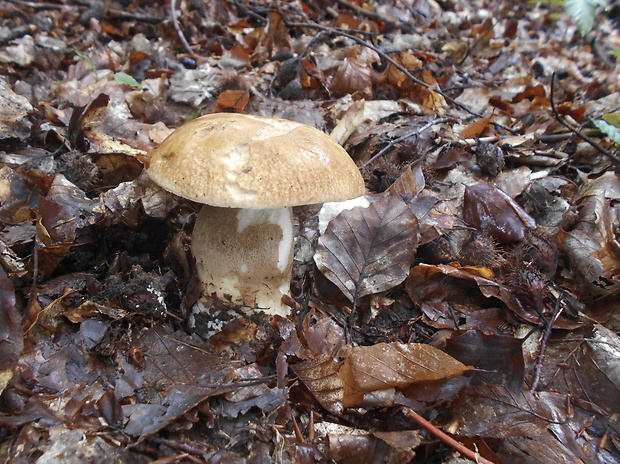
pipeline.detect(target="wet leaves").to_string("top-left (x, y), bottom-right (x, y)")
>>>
top-left (1, 0), bottom-right (620, 461)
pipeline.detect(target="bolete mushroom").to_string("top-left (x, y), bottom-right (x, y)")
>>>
top-left (145, 113), bottom-right (365, 316)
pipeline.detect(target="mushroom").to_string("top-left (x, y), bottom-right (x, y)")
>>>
top-left (145, 113), bottom-right (365, 316)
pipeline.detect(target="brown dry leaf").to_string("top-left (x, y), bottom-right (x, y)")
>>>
top-left (413, 69), bottom-right (447, 111)
top-left (35, 195), bottom-right (77, 279)
top-left (289, 310), bottom-right (347, 415)
top-left (260, 12), bottom-right (292, 59)
top-left (330, 58), bottom-right (373, 99)
top-left (442, 41), bottom-right (469, 63)
top-left (453, 383), bottom-right (568, 438)
top-left (460, 114), bottom-right (494, 139)
top-left (291, 352), bottom-right (345, 415)
top-left (314, 192), bottom-right (419, 303)
top-left (382, 51), bottom-right (423, 90)
top-left (444, 329), bottom-right (524, 390)
top-left (215, 89), bottom-right (250, 113)
top-left (389, 159), bottom-right (425, 196)
top-left (122, 326), bottom-right (237, 438)
top-left (339, 342), bottom-right (471, 408)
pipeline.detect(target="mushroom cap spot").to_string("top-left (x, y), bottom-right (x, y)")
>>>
top-left (144, 113), bottom-right (365, 208)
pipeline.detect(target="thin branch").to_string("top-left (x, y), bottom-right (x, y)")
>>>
top-left (170, 0), bottom-right (196, 57)
top-left (335, 0), bottom-right (399, 29)
top-left (530, 293), bottom-right (564, 391)
top-left (550, 73), bottom-right (620, 165)
top-left (285, 21), bottom-right (518, 135)
top-left (403, 408), bottom-right (497, 464)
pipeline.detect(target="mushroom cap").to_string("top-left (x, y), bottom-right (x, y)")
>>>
top-left (144, 113), bottom-right (365, 209)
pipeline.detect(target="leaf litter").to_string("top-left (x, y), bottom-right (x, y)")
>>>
top-left (0, 0), bottom-right (619, 462)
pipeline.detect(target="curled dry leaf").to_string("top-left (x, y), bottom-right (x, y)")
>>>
top-left (407, 263), bottom-right (582, 328)
top-left (460, 114), bottom-right (494, 139)
top-left (289, 310), bottom-right (347, 415)
top-left (462, 183), bottom-right (536, 243)
top-left (36, 195), bottom-right (77, 279)
top-left (388, 159), bottom-right (425, 196)
top-left (339, 342), bottom-right (471, 408)
top-left (314, 192), bottom-right (419, 304)
top-left (559, 172), bottom-right (620, 299)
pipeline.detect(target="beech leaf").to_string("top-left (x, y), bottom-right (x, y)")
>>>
top-left (314, 192), bottom-right (418, 303)
top-left (339, 342), bottom-right (471, 408)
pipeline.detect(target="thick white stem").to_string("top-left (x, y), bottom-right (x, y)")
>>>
top-left (192, 205), bottom-right (294, 316)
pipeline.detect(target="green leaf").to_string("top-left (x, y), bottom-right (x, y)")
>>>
top-left (612, 48), bottom-right (620, 61)
top-left (114, 72), bottom-right (141, 88)
top-left (602, 113), bottom-right (620, 128)
top-left (592, 118), bottom-right (620, 146)
top-left (564, 0), bottom-right (606, 35)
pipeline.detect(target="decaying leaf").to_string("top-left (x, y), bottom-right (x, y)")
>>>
top-left (389, 159), bottom-right (425, 196)
top-left (289, 310), bottom-right (347, 415)
top-left (444, 329), bottom-right (524, 390)
top-left (330, 58), bottom-right (373, 99)
top-left (315, 192), bottom-right (419, 303)
top-left (462, 183), bottom-right (536, 243)
top-left (0, 267), bottom-right (23, 394)
top-left (339, 342), bottom-right (471, 408)
top-left (452, 383), bottom-right (569, 438)
top-left (559, 172), bottom-right (620, 299)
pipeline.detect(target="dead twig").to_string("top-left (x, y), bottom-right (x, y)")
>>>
top-left (550, 73), bottom-right (620, 165)
top-left (169, 0), bottom-right (196, 57)
top-left (530, 293), bottom-right (564, 391)
top-left (335, 0), bottom-right (399, 29)
top-left (402, 408), bottom-right (497, 464)
top-left (285, 21), bottom-right (518, 135)
top-left (360, 117), bottom-right (452, 169)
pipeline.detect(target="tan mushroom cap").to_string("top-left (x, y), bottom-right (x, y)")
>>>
top-left (145, 113), bottom-right (365, 209)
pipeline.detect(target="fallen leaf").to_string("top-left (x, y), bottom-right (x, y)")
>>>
top-left (462, 183), bottom-right (536, 243)
top-left (315, 192), bottom-right (419, 303)
top-left (330, 58), bottom-right (373, 99)
top-left (460, 114), bottom-right (494, 139)
top-left (444, 329), bottom-right (524, 390)
top-left (215, 89), bottom-right (250, 113)
top-left (339, 342), bottom-right (471, 407)
top-left (559, 172), bottom-right (620, 299)
top-left (0, 266), bottom-right (23, 394)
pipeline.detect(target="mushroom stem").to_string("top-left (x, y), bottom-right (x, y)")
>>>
top-left (192, 205), bottom-right (294, 316)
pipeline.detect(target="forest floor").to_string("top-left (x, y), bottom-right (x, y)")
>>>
top-left (0, 0), bottom-right (620, 463)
